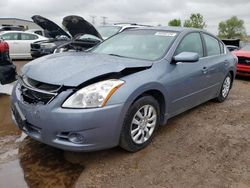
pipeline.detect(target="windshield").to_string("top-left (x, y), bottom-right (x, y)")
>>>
top-left (97, 26), bottom-right (121, 39)
top-left (92, 30), bottom-right (178, 61)
top-left (77, 34), bottom-right (101, 41)
top-left (241, 44), bottom-right (250, 51)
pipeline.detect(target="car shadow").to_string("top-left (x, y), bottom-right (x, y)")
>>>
top-left (17, 101), bottom-right (219, 188)
top-left (235, 75), bottom-right (250, 81)
top-left (18, 136), bottom-right (127, 188)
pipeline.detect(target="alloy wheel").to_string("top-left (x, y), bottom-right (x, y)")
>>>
top-left (130, 105), bottom-right (157, 144)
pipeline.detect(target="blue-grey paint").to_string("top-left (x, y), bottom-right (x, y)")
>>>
top-left (11, 26), bottom-right (237, 151)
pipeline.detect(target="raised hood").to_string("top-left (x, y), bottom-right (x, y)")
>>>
top-left (22, 52), bottom-right (152, 87)
top-left (32, 15), bottom-right (71, 39)
top-left (62, 15), bottom-right (102, 39)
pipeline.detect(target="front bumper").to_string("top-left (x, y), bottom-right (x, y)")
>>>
top-left (237, 64), bottom-right (250, 76)
top-left (11, 83), bottom-right (125, 152)
top-left (31, 48), bottom-right (54, 58)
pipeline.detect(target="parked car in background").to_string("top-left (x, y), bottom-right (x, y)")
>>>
top-left (54, 23), bottom-right (151, 53)
top-left (226, 45), bottom-right (239, 52)
top-left (222, 39), bottom-right (240, 48)
top-left (97, 23), bottom-right (151, 40)
top-left (26, 29), bottom-right (50, 38)
top-left (11, 27), bottom-right (237, 152)
top-left (30, 15), bottom-right (102, 58)
top-left (233, 44), bottom-right (250, 76)
top-left (0, 31), bottom-right (48, 59)
top-left (0, 38), bottom-right (16, 86)
top-left (0, 26), bottom-right (23, 32)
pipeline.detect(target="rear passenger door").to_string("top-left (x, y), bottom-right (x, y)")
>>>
top-left (19, 33), bottom-right (39, 58)
top-left (201, 33), bottom-right (227, 99)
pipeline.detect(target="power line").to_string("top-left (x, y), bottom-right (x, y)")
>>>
top-left (101, 16), bottom-right (107, 25)
top-left (90, 15), bottom-right (96, 25)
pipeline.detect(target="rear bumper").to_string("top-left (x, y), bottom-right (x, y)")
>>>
top-left (237, 64), bottom-right (250, 76)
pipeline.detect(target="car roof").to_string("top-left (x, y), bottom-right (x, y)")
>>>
top-left (131, 26), bottom-right (204, 32)
top-left (0, 30), bottom-right (39, 34)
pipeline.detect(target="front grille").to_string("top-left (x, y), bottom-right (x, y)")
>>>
top-left (238, 57), bottom-right (250, 66)
top-left (19, 76), bottom-right (61, 105)
top-left (21, 86), bottom-right (55, 104)
top-left (31, 43), bottom-right (41, 49)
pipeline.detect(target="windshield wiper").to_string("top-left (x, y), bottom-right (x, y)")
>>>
top-left (108, 53), bottom-right (126, 58)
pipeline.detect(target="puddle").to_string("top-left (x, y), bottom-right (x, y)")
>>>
top-left (0, 95), bottom-right (84, 188)
top-left (0, 160), bottom-right (28, 188)
top-left (0, 95), bottom-right (20, 137)
top-left (0, 82), bottom-right (15, 95)
top-left (18, 138), bottom-right (84, 188)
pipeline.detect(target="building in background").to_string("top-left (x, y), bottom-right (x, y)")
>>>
top-left (0, 18), bottom-right (41, 30)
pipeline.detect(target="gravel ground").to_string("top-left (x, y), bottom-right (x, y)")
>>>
top-left (0, 60), bottom-right (249, 188)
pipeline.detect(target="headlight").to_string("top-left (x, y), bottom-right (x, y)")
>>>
top-left (40, 43), bottom-right (56, 49)
top-left (62, 79), bottom-right (124, 108)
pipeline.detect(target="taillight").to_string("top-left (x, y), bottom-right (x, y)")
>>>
top-left (0, 41), bottom-right (9, 52)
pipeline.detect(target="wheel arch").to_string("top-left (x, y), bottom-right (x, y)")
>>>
top-left (123, 83), bottom-right (168, 126)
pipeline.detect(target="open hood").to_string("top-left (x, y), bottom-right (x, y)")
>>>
top-left (22, 52), bottom-right (152, 87)
top-left (32, 15), bottom-right (71, 39)
top-left (62, 15), bottom-right (102, 39)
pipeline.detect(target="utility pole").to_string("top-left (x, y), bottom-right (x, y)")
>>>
top-left (90, 15), bottom-right (96, 25)
top-left (101, 16), bottom-right (107, 25)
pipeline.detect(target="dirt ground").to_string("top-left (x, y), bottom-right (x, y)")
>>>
top-left (0, 60), bottom-right (250, 188)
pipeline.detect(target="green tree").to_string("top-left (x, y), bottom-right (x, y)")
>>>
top-left (184, 13), bottom-right (206, 29)
top-left (168, 19), bottom-right (181, 27)
top-left (218, 16), bottom-right (246, 39)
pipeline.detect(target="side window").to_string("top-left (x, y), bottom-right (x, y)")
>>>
top-left (21, 33), bottom-right (38, 40)
top-left (203, 34), bottom-right (221, 56)
top-left (175, 33), bottom-right (204, 57)
top-left (1, 33), bottom-right (19, 40)
top-left (34, 30), bottom-right (43, 36)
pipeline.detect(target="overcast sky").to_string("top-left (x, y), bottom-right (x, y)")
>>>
top-left (1, 0), bottom-right (250, 34)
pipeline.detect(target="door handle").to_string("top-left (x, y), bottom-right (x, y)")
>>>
top-left (202, 67), bottom-right (208, 74)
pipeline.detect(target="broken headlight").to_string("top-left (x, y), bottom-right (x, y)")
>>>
top-left (62, 79), bottom-right (124, 108)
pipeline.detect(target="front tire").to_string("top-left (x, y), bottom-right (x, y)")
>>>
top-left (120, 96), bottom-right (160, 152)
top-left (215, 73), bottom-right (232, 102)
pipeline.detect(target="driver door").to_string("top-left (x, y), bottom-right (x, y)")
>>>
top-left (166, 32), bottom-right (209, 116)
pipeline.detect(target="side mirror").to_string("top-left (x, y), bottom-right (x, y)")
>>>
top-left (173, 52), bottom-right (199, 63)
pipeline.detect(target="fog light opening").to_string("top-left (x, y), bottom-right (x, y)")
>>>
top-left (68, 133), bottom-right (84, 144)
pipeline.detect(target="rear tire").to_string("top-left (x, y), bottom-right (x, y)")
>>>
top-left (119, 96), bottom-right (160, 152)
top-left (215, 73), bottom-right (232, 102)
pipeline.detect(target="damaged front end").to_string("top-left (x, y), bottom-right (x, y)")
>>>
top-left (18, 64), bottom-right (150, 106)
top-left (18, 76), bottom-right (63, 105)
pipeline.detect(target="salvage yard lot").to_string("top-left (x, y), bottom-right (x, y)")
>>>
top-left (0, 60), bottom-right (250, 188)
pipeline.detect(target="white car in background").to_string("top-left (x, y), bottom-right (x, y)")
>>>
top-left (97, 23), bottom-right (151, 40)
top-left (0, 31), bottom-right (48, 59)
